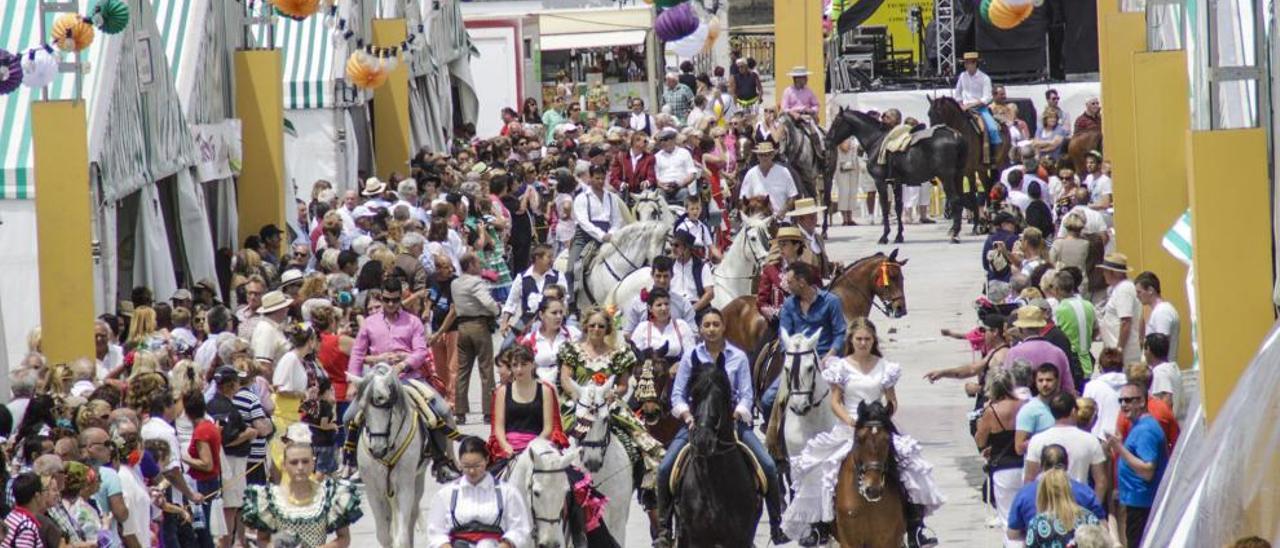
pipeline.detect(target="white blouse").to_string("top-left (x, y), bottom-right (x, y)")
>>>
top-left (630, 319), bottom-right (696, 360)
top-left (821, 357), bottom-right (902, 417)
top-left (273, 351), bottom-right (309, 393)
top-left (425, 474), bottom-right (531, 548)
top-left (523, 325), bottom-right (581, 384)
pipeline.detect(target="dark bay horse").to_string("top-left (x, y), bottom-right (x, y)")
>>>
top-left (827, 108), bottom-right (967, 244)
top-left (834, 401), bottom-right (906, 547)
top-left (927, 96), bottom-right (1010, 233)
top-left (675, 365), bottom-right (762, 547)
top-left (631, 344), bottom-right (681, 540)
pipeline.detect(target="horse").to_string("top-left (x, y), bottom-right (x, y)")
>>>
top-left (504, 438), bottom-right (583, 548)
top-left (1067, 129), bottom-right (1103, 174)
top-left (631, 344), bottom-right (682, 539)
top-left (774, 113), bottom-right (828, 204)
top-left (827, 108), bottom-right (967, 244)
top-left (633, 189), bottom-right (679, 226)
top-left (834, 400), bottom-right (906, 548)
top-left (771, 328), bottom-right (836, 473)
top-left (556, 220), bottom-right (671, 313)
top-left (350, 364), bottom-right (441, 548)
top-left (927, 96), bottom-right (1010, 234)
top-left (710, 214), bottom-right (772, 309)
top-left (564, 375), bottom-right (632, 546)
top-left (674, 364), bottom-right (763, 547)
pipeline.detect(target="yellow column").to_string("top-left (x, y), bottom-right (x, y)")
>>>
top-left (235, 49), bottom-right (286, 246)
top-left (31, 101), bottom-right (95, 364)
top-left (1185, 128), bottom-right (1272, 420)
top-left (774, 0), bottom-right (825, 121)
top-left (372, 19), bottom-right (411, 180)
top-left (1130, 51), bottom-right (1192, 365)
top-left (1096, 7), bottom-right (1145, 263)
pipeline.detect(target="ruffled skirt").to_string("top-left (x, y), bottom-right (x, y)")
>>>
top-left (781, 423), bottom-right (945, 540)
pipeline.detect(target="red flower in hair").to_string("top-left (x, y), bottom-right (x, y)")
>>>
top-left (518, 334), bottom-right (537, 353)
top-left (640, 288), bottom-right (650, 303)
top-left (592, 372), bottom-right (608, 385)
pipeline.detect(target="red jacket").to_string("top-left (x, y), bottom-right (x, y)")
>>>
top-left (608, 149), bottom-right (657, 193)
top-left (756, 262), bottom-right (789, 318)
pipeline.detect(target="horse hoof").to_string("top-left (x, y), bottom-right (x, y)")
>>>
top-left (894, 234), bottom-right (905, 244)
top-left (878, 235), bottom-right (889, 245)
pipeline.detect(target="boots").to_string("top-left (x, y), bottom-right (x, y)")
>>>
top-left (765, 472), bottom-right (790, 545)
top-left (427, 427), bottom-right (461, 483)
top-left (654, 481), bottom-right (675, 548)
top-left (798, 522), bottom-right (833, 547)
top-left (905, 502), bottom-right (938, 548)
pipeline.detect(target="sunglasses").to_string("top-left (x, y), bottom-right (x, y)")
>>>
top-left (1119, 396), bottom-right (1143, 404)
top-left (380, 296), bottom-right (401, 303)
top-left (587, 323), bottom-right (608, 329)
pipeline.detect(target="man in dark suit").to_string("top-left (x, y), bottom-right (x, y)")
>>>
top-left (607, 131), bottom-right (657, 195)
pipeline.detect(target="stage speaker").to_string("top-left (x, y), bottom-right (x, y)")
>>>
top-left (1060, 0), bottom-right (1098, 74)
top-left (974, 5), bottom-right (1050, 77)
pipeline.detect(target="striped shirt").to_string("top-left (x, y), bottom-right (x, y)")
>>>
top-left (3, 507), bottom-right (44, 548)
top-left (234, 387), bottom-right (269, 462)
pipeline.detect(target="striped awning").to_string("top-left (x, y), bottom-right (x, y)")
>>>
top-left (153, 0), bottom-right (205, 108)
top-left (0, 1), bottom-right (109, 200)
top-left (253, 12), bottom-right (351, 110)
top-left (1162, 209), bottom-right (1199, 369)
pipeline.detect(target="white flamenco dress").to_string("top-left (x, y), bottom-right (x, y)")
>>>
top-left (781, 357), bottom-right (946, 540)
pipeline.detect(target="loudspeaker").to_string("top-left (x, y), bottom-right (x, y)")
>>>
top-left (975, 6), bottom-right (1050, 77)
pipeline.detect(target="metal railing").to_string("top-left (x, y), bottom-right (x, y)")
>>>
top-left (729, 32), bottom-right (775, 78)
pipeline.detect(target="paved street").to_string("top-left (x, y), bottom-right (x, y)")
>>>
top-left (349, 218), bottom-right (1005, 546)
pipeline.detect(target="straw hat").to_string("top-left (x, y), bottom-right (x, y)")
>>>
top-left (963, 52), bottom-right (980, 61)
top-left (1096, 253), bottom-right (1131, 273)
top-left (754, 142), bottom-right (777, 155)
top-left (362, 177), bottom-right (387, 196)
top-left (775, 226), bottom-right (804, 242)
top-left (279, 269), bottom-right (305, 288)
top-left (788, 66), bottom-right (811, 77)
top-left (256, 290), bottom-right (294, 314)
top-left (786, 197), bottom-right (827, 217)
top-left (1011, 305), bottom-right (1046, 329)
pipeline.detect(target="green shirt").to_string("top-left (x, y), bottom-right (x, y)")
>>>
top-left (542, 109), bottom-right (566, 142)
top-left (1054, 296), bottom-right (1097, 376)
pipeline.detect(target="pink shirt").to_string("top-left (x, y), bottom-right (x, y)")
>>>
top-left (347, 311), bottom-right (431, 378)
top-left (781, 86), bottom-right (819, 115)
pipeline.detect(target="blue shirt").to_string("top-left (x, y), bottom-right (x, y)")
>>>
top-left (1118, 415), bottom-right (1167, 508)
top-left (1007, 476), bottom-right (1106, 532)
top-left (670, 343), bottom-right (754, 420)
top-left (780, 290), bottom-right (847, 356)
top-left (1015, 397), bottom-right (1055, 436)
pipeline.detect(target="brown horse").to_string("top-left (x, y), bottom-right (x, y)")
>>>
top-left (632, 345), bottom-right (681, 446)
top-left (834, 401), bottom-right (905, 548)
top-left (1067, 129), bottom-right (1103, 174)
top-left (927, 96), bottom-right (1012, 236)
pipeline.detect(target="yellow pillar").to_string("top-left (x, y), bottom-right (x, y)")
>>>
top-left (1185, 128), bottom-right (1272, 420)
top-left (31, 101), bottom-right (95, 364)
top-left (1130, 51), bottom-right (1192, 365)
top-left (1096, 7), bottom-right (1145, 263)
top-left (774, 0), bottom-right (825, 121)
top-left (234, 49), bottom-right (286, 247)
top-left (372, 19), bottom-right (411, 180)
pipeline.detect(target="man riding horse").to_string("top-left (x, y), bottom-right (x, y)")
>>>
top-left (783, 66), bottom-right (825, 152)
top-left (955, 52), bottom-right (1002, 163)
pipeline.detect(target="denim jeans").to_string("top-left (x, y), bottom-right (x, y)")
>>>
top-left (658, 421), bottom-right (782, 523)
top-left (976, 105), bottom-right (1002, 145)
top-left (760, 376), bottom-right (781, 424)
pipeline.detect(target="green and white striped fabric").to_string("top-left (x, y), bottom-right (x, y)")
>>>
top-left (1162, 209), bottom-right (1199, 368)
top-left (0, 0), bottom-right (107, 200)
top-left (153, 0), bottom-right (204, 106)
top-left (253, 12), bottom-right (348, 110)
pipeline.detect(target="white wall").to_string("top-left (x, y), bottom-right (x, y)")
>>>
top-left (0, 201), bottom-right (40, 394)
top-left (469, 26), bottom-right (521, 138)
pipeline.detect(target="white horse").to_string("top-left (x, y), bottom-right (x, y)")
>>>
top-left (349, 365), bottom-right (438, 548)
top-left (565, 375), bottom-right (632, 546)
top-left (632, 189), bottom-right (680, 226)
top-left (711, 214), bottom-right (773, 309)
top-left (554, 220), bottom-right (671, 312)
top-left (777, 328), bottom-right (836, 462)
top-left (505, 438), bottom-right (582, 548)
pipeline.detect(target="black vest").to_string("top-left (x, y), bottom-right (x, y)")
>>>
top-left (519, 271), bottom-right (559, 321)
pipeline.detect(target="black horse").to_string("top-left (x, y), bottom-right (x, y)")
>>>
top-left (827, 108), bottom-right (968, 244)
top-left (674, 365), bottom-right (763, 547)
top-left (927, 96), bottom-right (1011, 234)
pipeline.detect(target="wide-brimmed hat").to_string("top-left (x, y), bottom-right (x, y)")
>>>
top-left (256, 290), bottom-right (294, 314)
top-left (775, 226), bottom-right (804, 242)
top-left (788, 66), bottom-right (811, 77)
top-left (963, 52), bottom-right (980, 61)
top-left (193, 278), bottom-right (217, 293)
top-left (279, 269), bottom-right (305, 288)
top-left (352, 205), bottom-right (377, 220)
top-left (362, 177), bottom-right (387, 196)
top-left (786, 197), bottom-right (827, 217)
top-left (171, 288), bottom-right (192, 302)
top-left (1011, 305), bottom-right (1046, 329)
top-left (754, 142), bottom-right (777, 155)
top-left (1096, 253), bottom-right (1131, 273)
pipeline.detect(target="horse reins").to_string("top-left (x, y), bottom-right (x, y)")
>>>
top-left (850, 260), bottom-right (905, 317)
top-left (784, 348), bottom-right (827, 415)
top-left (855, 419), bottom-right (890, 503)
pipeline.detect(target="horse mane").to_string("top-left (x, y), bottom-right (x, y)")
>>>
top-left (689, 365), bottom-right (732, 452)
top-left (834, 252), bottom-right (888, 281)
top-left (932, 95), bottom-right (962, 111)
top-left (592, 220), bottom-right (669, 262)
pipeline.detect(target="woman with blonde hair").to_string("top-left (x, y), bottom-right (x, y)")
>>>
top-left (1050, 211), bottom-right (1091, 279)
top-left (1026, 468), bottom-right (1099, 546)
top-left (127, 306), bottom-right (162, 351)
top-left (1012, 227), bottom-right (1050, 277)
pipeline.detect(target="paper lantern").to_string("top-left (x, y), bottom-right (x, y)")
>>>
top-left (703, 16), bottom-right (721, 48)
top-left (654, 0), bottom-right (686, 6)
top-left (52, 13), bottom-right (96, 52)
top-left (21, 47), bottom-right (58, 89)
top-left (989, 0), bottom-right (1033, 29)
top-left (0, 49), bottom-right (22, 96)
top-left (979, 0), bottom-right (994, 24)
top-left (346, 51), bottom-right (389, 90)
top-left (1005, 0), bottom-right (1033, 5)
top-left (669, 20), bottom-right (709, 59)
top-left (92, 0), bottom-right (130, 34)
top-left (655, 2), bottom-right (699, 42)
top-left (271, 0), bottom-right (322, 21)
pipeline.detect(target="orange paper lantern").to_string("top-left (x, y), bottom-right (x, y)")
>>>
top-left (989, 0), bottom-right (1033, 30)
top-left (346, 52), bottom-right (388, 89)
top-left (271, 0), bottom-right (322, 21)
top-left (52, 13), bottom-right (96, 52)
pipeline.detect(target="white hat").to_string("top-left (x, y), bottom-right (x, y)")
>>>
top-left (788, 66), bottom-right (811, 77)
top-left (362, 177), bottom-right (387, 197)
top-left (785, 197), bottom-right (828, 217)
top-left (317, 188), bottom-right (337, 203)
top-left (256, 290), bottom-right (294, 314)
top-left (280, 269), bottom-right (305, 288)
top-left (352, 205), bottom-right (376, 219)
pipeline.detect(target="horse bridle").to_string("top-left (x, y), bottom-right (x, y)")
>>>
top-left (523, 448), bottom-right (572, 533)
top-left (633, 193), bottom-right (667, 221)
top-left (852, 260), bottom-right (906, 317)
top-left (364, 385), bottom-right (408, 455)
top-left (784, 348), bottom-right (827, 415)
top-left (855, 420), bottom-right (890, 503)
top-left (712, 226), bottom-right (771, 282)
top-left (575, 399), bottom-right (613, 452)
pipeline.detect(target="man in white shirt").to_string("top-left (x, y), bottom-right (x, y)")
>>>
top-left (738, 142), bottom-right (799, 217)
top-left (1144, 333), bottom-right (1185, 423)
top-left (1083, 152), bottom-right (1112, 211)
top-left (1056, 188), bottom-right (1109, 242)
top-left (1135, 271), bottom-right (1180, 363)
top-left (620, 256), bottom-right (696, 336)
top-left (1023, 393), bottom-right (1109, 504)
top-left (568, 164), bottom-right (625, 301)
top-left (1005, 170), bottom-right (1031, 214)
top-left (335, 190), bottom-right (359, 235)
top-left (954, 52), bottom-right (1001, 155)
top-left (653, 128), bottom-right (700, 203)
top-left (94, 319), bottom-right (123, 380)
top-left (500, 244), bottom-right (568, 337)
top-left (1098, 254), bottom-right (1143, 364)
top-left (628, 97), bottom-right (657, 136)
top-left (250, 291), bottom-right (293, 371)
top-left (669, 230), bottom-right (715, 312)
top-left (139, 394), bottom-right (203, 517)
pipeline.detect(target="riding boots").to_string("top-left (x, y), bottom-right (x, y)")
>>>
top-left (905, 502), bottom-right (939, 548)
top-left (653, 477), bottom-right (675, 548)
top-left (427, 427), bottom-right (461, 482)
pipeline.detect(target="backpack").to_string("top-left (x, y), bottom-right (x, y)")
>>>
top-left (208, 394), bottom-right (250, 457)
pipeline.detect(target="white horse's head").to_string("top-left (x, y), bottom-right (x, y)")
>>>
top-left (633, 190), bottom-right (674, 225)
top-left (779, 327), bottom-right (825, 415)
top-left (737, 215), bottom-right (773, 265)
top-left (351, 364), bottom-right (402, 458)
top-left (565, 374), bottom-right (616, 472)
top-left (509, 438), bottom-right (579, 548)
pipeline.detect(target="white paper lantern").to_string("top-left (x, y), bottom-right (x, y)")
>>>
top-left (20, 47), bottom-right (58, 89)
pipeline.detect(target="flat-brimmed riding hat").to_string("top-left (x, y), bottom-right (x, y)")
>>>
top-left (1011, 305), bottom-right (1046, 329)
top-left (786, 197), bottom-right (827, 217)
top-left (753, 142), bottom-right (777, 155)
top-left (775, 226), bottom-right (804, 242)
top-left (963, 52), bottom-right (980, 61)
top-left (1096, 253), bottom-right (1132, 273)
top-left (256, 290), bottom-right (294, 314)
top-left (279, 269), bottom-right (305, 288)
top-left (362, 177), bottom-right (387, 196)
top-left (788, 66), bottom-right (811, 77)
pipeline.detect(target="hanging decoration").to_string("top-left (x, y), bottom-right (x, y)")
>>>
top-left (20, 46), bottom-right (58, 89)
top-left (702, 15), bottom-right (721, 53)
top-left (0, 49), bottom-right (22, 96)
top-left (981, 0), bottom-right (1033, 29)
top-left (654, 0), bottom-right (686, 7)
top-left (668, 21), bottom-right (709, 59)
top-left (345, 48), bottom-right (398, 90)
top-left (90, 0), bottom-right (131, 35)
top-left (270, 0), bottom-right (322, 21)
top-left (655, 2), bottom-right (699, 42)
top-left (52, 13), bottom-right (96, 52)
top-left (322, 2), bottom-right (428, 68)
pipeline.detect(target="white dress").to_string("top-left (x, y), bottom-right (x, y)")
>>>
top-left (522, 325), bottom-right (580, 384)
top-left (781, 357), bottom-right (945, 539)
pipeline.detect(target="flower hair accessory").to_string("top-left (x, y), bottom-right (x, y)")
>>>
top-left (591, 372), bottom-right (608, 386)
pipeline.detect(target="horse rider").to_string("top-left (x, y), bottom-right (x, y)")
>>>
top-left (759, 261), bottom-right (847, 427)
top-left (738, 141), bottom-right (800, 219)
top-left (620, 255), bottom-right (696, 338)
top-left (876, 108), bottom-right (914, 184)
top-left (730, 57), bottom-right (764, 115)
top-left (653, 128), bottom-right (701, 204)
top-left (499, 243), bottom-right (567, 345)
top-left (672, 193), bottom-right (723, 262)
top-left (954, 51), bottom-right (1002, 162)
top-left (752, 226), bottom-right (807, 367)
top-left (629, 97), bottom-right (658, 137)
top-left (425, 436), bottom-right (532, 548)
top-left (607, 131), bottom-right (656, 199)
top-left (669, 230), bottom-right (716, 315)
top-left (567, 164), bottom-right (624, 307)
top-left (782, 65), bottom-right (826, 151)
top-left (655, 308), bottom-right (790, 547)
top-left (787, 197), bottom-right (833, 279)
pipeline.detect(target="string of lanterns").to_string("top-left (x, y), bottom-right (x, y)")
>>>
top-left (0, 0), bottom-right (130, 96)
top-left (265, 0), bottom-right (429, 90)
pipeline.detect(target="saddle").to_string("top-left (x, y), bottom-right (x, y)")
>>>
top-left (669, 440), bottom-right (767, 496)
top-left (402, 378), bottom-right (447, 429)
top-left (574, 240), bottom-right (605, 304)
